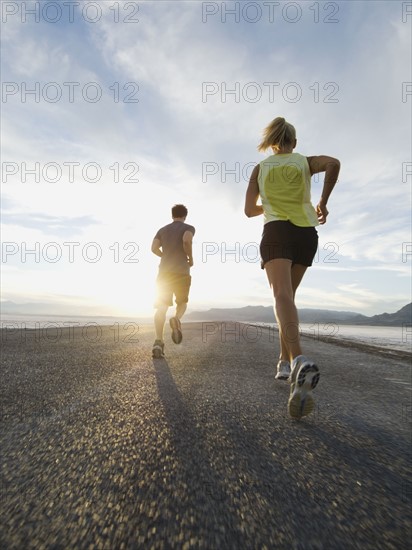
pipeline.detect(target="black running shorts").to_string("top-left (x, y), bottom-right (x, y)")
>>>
top-left (155, 272), bottom-right (192, 307)
top-left (260, 220), bottom-right (318, 269)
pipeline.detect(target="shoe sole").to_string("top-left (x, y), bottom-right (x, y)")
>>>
top-left (169, 318), bottom-right (182, 344)
top-left (288, 364), bottom-right (320, 420)
top-left (275, 373), bottom-right (290, 380)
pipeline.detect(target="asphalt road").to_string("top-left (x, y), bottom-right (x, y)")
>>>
top-left (1, 322), bottom-right (411, 549)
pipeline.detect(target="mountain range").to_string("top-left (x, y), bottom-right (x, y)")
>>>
top-left (186, 303), bottom-right (412, 326)
top-left (1, 301), bottom-right (411, 326)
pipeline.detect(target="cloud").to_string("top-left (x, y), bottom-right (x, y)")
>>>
top-left (1, 212), bottom-right (98, 237)
top-left (1, 1), bottom-right (410, 316)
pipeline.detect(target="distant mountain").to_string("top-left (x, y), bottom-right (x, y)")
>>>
top-left (187, 306), bottom-right (274, 322)
top-left (2, 301), bottom-right (411, 326)
top-left (349, 303), bottom-right (412, 326)
top-left (187, 303), bottom-right (412, 326)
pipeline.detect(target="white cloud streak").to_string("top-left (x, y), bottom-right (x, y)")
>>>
top-left (1, 1), bottom-right (411, 316)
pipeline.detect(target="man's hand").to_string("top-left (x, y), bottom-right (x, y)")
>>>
top-left (316, 202), bottom-right (329, 224)
top-left (151, 238), bottom-right (163, 257)
top-left (183, 230), bottom-right (194, 267)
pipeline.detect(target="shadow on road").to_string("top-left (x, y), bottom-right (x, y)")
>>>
top-left (152, 357), bottom-right (245, 544)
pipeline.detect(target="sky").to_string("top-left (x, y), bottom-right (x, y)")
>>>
top-left (1, 0), bottom-right (411, 318)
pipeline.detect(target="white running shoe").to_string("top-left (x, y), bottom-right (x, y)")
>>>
top-left (288, 355), bottom-right (320, 420)
top-left (275, 360), bottom-right (291, 380)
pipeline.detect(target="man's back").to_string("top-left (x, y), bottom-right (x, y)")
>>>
top-left (155, 221), bottom-right (195, 274)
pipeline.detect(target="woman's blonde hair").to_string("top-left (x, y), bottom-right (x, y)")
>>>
top-left (258, 117), bottom-right (296, 153)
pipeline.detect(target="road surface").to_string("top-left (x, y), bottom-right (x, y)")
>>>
top-left (1, 322), bottom-right (411, 549)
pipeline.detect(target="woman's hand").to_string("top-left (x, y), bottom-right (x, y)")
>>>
top-left (316, 202), bottom-right (329, 224)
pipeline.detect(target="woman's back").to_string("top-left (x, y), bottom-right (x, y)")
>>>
top-left (258, 152), bottom-right (318, 227)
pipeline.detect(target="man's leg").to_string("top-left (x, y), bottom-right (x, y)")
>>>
top-left (170, 275), bottom-right (191, 344)
top-left (154, 272), bottom-right (173, 347)
top-left (175, 302), bottom-right (187, 320)
top-left (154, 305), bottom-right (168, 341)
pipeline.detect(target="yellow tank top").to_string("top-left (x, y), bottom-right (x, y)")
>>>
top-left (258, 152), bottom-right (318, 227)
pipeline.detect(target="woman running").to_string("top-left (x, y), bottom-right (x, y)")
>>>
top-left (244, 116), bottom-right (340, 419)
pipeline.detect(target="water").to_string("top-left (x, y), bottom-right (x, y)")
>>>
top-left (1, 315), bottom-right (411, 354)
top-left (251, 322), bottom-right (411, 354)
top-left (0, 314), bottom-right (143, 329)
top-left (299, 323), bottom-right (411, 353)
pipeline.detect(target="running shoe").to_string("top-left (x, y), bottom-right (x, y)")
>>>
top-left (152, 339), bottom-right (165, 358)
top-left (288, 355), bottom-right (320, 419)
top-left (169, 317), bottom-right (183, 344)
top-left (275, 360), bottom-right (291, 380)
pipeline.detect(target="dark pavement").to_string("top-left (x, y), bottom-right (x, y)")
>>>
top-left (0, 322), bottom-right (411, 549)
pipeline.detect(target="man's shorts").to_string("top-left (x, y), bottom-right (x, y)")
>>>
top-left (260, 220), bottom-right (318, 269)
top-left (155, 272), bottom-right (192, 307)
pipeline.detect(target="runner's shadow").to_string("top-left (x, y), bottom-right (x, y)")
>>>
top-left (151, 357), bottom-right (244, 544)
top-left (152, 356), bottom-right (218, 477)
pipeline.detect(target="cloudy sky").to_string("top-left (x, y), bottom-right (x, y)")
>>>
top-left (1, 0), bottom-right (411, 317)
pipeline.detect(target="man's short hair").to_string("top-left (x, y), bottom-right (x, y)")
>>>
top-left (172, 204), bottom-right (188, 218)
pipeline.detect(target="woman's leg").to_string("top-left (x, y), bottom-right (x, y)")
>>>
top-left (265, 259), bottom-right (309, 363)
top-left (267, 259), bottom-right (319, 418)
top-left (277, 263), bottom-right (308, 361)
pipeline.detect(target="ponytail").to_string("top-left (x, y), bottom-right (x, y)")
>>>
top-left (258, 117), bottom-right (296, 152)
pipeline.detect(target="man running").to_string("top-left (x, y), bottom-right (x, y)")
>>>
top-left (151, 204), bottom-right (195, 358)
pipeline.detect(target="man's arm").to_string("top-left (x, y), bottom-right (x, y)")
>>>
top-left (182, 231), bottom-right (194, 267)
top-left (151, 237), bottom-right (163, 257)
top-left (244, 164), bottom-right (264, 218)
top-left (307, 155), bottom-right (341, 224)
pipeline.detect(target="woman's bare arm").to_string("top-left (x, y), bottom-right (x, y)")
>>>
top-left (307, 155), bottom-right (341, 224)
top-left (244, 164), bottom-right (264, 218)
